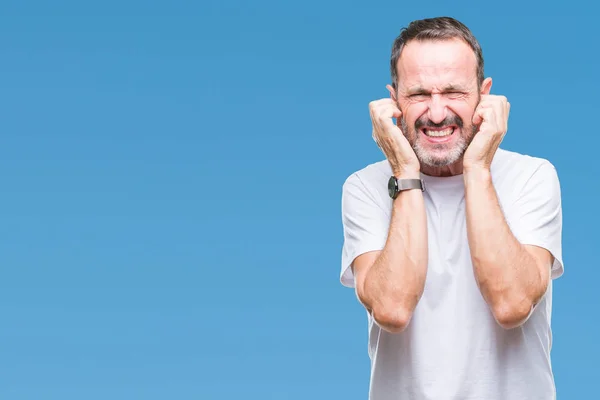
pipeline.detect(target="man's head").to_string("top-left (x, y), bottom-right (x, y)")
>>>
top-left (388, 17), bottom-right (492, 171)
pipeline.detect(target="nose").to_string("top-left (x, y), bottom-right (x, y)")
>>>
top-left (427, 94), bottom-right (448, 124)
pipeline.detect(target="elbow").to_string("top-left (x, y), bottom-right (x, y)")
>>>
top-left (355, 287), bottom-right (412, 333)
top-left (371, 305), bottom-right (413, 334)
top-left (492, 301), bottom-right (534, 329)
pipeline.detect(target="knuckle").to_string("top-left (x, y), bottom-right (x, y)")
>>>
top-left (376, 114), bottom-right (388, 123)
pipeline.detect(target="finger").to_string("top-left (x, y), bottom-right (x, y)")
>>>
top-left (490, 100), bottom-right (506, 133)
top-left (385, 109), bottom-right (405, 135)
top-left (475, 94), bottom-right (507, 109)
top-left (369, 99), bottom-right (392, 119)
top-left (370, 98), bottom-right (395, 109)
top-left (373, 107), bottom-right (402, 136)
top-left (375, 103), bottom-right (402, 119)
top-left (492, 97), bottom-right (510, 132)
top-left (370, 99), bottom-right (396, 126)
top-left (369, 101), bottom-right (383, 131)
top-left (472, 106), bottom-right (495, 127)
top-left (472, 105), bottom-right (484, 125)
top-left (370, 99), bottom-right (403, 143)
top-left (475, 97), bottom-right (497, 110)
top-left (473, 98), bottom-right (492, 125)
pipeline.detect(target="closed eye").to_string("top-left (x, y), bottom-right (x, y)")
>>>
top-left (445, 91), bottom-right (466, 98)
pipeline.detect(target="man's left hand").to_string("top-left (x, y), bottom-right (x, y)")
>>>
top-left (463, 95), bottom-right (510, 171)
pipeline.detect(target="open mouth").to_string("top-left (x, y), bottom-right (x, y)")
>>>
top-left (421, 126), bottom-right (457, 138)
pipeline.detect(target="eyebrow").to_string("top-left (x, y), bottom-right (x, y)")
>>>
top-left (406, 84), bottom-right (467, 95)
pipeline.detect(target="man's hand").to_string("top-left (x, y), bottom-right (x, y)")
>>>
top-left (370, 89), bottom-right (420, 178)
top-left (463, 94), bottom-right (511, 171)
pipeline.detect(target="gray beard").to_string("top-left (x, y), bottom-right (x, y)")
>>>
top-left (400, 116), bottom-right (477, 168)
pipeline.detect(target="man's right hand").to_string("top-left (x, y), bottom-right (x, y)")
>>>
top-left (369, 93), bottom-right (420, 178)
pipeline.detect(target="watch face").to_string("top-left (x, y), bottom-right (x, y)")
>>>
top-left (388, 176), bottom-right (397, 198)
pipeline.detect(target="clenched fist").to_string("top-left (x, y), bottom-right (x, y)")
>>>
top-left (463, 94), bottom-right (510, 171)
top-left (370, 93), bottom-right (420, 178)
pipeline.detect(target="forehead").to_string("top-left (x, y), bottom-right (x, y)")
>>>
top-left (396, 38), bottom-right (478, 91)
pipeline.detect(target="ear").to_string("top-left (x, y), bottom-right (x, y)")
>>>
top-left (480, 77), bottom-right (492, 95)
top-left (386, 84), bottom-right (398, 101)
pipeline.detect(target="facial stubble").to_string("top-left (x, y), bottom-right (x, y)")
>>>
top-left (399, 113), bottom-right (478, 168)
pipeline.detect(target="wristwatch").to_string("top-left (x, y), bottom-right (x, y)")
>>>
top-left (387, 176), bottom-right (425, 199)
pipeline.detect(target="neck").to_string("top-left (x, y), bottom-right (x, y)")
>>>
top-left (420, 160), bottom-right (464, 177)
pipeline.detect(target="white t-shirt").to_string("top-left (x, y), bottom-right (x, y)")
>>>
top-left (340, 148), bottom-right (564, 400)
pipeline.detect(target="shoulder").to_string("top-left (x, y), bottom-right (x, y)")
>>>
top-left (492, 148), bottom-right (562, 204)
top-left (343, 159), bottom-right (391, 192)
top-left (342, 159), bottom-right (392, 211)
top-left (493, 148), bottom-right (557, 176)
top-left (493, 148), bottom-right (560, 189)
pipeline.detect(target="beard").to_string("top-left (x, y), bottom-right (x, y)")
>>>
top-left (400, 112), bottom-right (478, 168)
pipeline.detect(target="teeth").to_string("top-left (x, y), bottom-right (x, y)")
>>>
top-left (425, 128), bottom-right (453, 137)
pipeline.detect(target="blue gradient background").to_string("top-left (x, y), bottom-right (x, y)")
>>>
top-left (0, 1), bottom-right (597, 398)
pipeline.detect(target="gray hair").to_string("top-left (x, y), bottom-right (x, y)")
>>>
top-left (390, 17), bottom-right (484, 90)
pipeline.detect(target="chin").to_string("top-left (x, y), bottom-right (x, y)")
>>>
top-left (415, 146), bottom-right (466, 168)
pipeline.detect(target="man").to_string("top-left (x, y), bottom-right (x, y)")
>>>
top-left (340, 17), bottom-right (564, 399)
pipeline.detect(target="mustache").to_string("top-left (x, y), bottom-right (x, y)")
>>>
top-left (414, 114), bottom-right (464, 130)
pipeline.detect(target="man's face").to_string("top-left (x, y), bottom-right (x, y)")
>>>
top-left (392, 38), bottom-right (491, 168)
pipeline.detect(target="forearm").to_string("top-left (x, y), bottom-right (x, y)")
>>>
top-left (359, 188), bottom-right (428, 332)
top-left (464, 168), bottom-right (547, 328)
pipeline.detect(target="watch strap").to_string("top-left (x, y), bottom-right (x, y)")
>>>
top-left (396, 178), bottom-right (424, 191)
top-left (389, 176), bottom-right (425, 199)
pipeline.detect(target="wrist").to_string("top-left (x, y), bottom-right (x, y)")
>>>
top-left (463, 165), bottom-right (492, 185)
top-left (463, 159), bottom-right (491, 174)
top-left (394, 168), bottom-right (421, 180)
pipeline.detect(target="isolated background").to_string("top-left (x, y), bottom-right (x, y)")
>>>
top-left (1, 0), bottom-right (597, 398)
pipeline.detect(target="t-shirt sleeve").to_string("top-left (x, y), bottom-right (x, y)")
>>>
top-left (340, 173), bottom-right (390, 288)
top-left (507, 160), bottom-right (564, 279)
